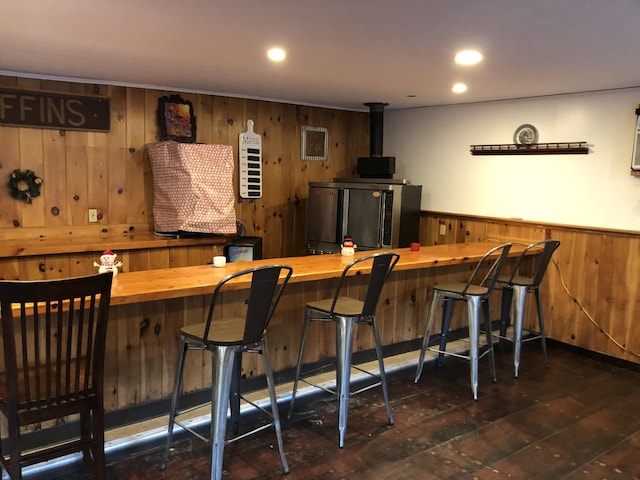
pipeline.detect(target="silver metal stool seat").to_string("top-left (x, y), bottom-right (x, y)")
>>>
top-left (161, 264), bottom-right (293, 480)
top-left (288, 252), bottom-right (399, 448)
top-left (496, 239), bottom-right (560, 377)
top-left (415, 243), bottom-right (512, 400)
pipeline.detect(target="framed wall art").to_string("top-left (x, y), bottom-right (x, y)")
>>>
top-left (157, 95), bottom-right (197, 143)
top-left (301, 126), bottom-right (328, 161)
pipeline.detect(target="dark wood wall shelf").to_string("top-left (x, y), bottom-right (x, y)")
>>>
top-left (470, 141), bottom-right (589, 156)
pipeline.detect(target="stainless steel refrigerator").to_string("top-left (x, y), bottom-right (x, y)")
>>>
top-left (306, 178), bottom-right (422, 254)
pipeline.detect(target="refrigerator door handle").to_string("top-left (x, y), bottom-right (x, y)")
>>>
top-left (338, 188), bottom-right (349, 243)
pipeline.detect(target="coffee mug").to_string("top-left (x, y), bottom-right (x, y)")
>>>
top-left (213, 256), bottom-right (226, 267)
top-left (410, 242), bottom-right (420, 251)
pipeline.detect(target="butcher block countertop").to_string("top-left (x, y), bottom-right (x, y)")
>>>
top-left (109, 241), bottom-right (534, 306)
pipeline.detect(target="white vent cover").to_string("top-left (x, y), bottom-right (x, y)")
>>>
top-left (239, 119), bottom-right (263, 198)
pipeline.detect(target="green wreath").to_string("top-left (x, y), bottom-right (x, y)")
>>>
top-left (7, 169), bottom-right (43, 204)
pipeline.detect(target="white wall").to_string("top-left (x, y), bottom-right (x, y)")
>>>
top-left (385, 88), bottom-right (640, 231)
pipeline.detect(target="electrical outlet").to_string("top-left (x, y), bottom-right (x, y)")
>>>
top-left (88, 209), bottom-right (98, 223)
top-left (439, 224), bottom-right (447, 235)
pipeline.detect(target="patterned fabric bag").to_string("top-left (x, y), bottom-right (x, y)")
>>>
top-left (147, 141), bottom-right (236, 234)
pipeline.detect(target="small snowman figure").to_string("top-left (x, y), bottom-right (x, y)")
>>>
top-left (94, 249), bottom-right (123, 276)
top-left (341, 236), bottom-right (357, 256)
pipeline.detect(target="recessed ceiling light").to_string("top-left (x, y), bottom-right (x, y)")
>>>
top-left (267, 48), bottom-right (286, 62)
top-left (455, 50), bottom-right (483, 65)
top-left (452, 83), bottom-right (468, 93)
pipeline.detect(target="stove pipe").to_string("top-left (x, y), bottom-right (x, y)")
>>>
top-left (366, 102), bottom-right (387, 157)
top-left (357, 102), bottom-right (395, 179)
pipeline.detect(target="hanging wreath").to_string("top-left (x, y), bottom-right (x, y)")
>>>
top-left (7, 169), bottom-right (43, 204)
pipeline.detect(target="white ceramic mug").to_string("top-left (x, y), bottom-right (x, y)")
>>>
top-left (213, 256), bottom-right (226, 267)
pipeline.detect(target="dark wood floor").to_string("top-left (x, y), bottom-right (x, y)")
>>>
top-left (63, 343), bottom-right (640, 480)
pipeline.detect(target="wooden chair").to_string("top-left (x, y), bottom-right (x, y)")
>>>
top-left (0, 272), bottom-right (113, 480)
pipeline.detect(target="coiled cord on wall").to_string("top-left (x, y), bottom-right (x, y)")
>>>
top-left (552, 258), bottom-right (640, 359)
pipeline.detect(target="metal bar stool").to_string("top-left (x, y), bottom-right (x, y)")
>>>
top-left (161, 264), bottom-right (293, 480)
top-left (496, 239), bottom-right (560, 377)
top-left (415, 243), bottom-right (512, 400)
top-left (288, 252), bottom-right (399, 448)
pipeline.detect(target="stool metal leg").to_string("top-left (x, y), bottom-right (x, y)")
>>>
top-left (371, 316), bottom-right (393, 426)
top-left (210, 345), bottom-right (236, 480)
top-left (288, 309), bottom-right (312, 420)
top-left (161, 339), bottom-right (189, 470)
top-left (512, 285), bottom-right (527, 378)
top-left (467, 296), bottom-right (481, 400)
top-left (534, 289), bottom-right (549, 366)
top-left (499, 286), bottom-right (514, 352)
top-left (261, 338), bottom-right (289, 474)
top-left (230, 352), bottom-right (242, 435)
top-left (438, 299), bottom-right (455, 367)
top-left (335, 315), bottom-right (355, 448)
top-left (482, 299), bottom-right (497, 383)
top-left (415, 292), bottom-right (440, 383)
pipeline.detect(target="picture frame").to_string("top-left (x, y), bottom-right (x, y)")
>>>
top-left (301, 126), bottom-right (328, 161)
top-left (157, 95), bottom-right (197, 143)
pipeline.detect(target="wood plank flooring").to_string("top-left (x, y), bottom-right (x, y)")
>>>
top-left (59, 343), bottom-right (640, 479)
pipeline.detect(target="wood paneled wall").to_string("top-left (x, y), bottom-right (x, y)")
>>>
top-left (0, 75), bottom-right (369, 262)
top-left (420, 212), bottom-right (640, 365)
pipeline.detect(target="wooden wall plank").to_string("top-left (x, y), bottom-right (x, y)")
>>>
top-left (126, 88), bottom-right (147, 224)
top-left (0, 125), bottom-right (20, 229)
top-left (104, 304), bottom-right (120, 412)
top-left (18, 128), bottom-right (45, 227)
top-left (18, 257), bottom-right (44, 281)
top-left (116, 302), bottom-right (142, 409)
top-left (107, 85), bottom-right (128, 225)
top-left (622, 240), bottom-right (640, 362)
top-left (195, 93), bottom-right (214, 145)
top-left (65, 131), bottom-right (90, 225)
top-left (42, 129), bottom-right (68, 227)
top-left (87, 132), bottom-right (109, 223)
top-left (139, 300), bottom-right (164, 403)
top-left (0, 258), bottom-right (19, 281)
top-left (162, 298), bottom-right (184, 394)
top-left (211, 96), bottom-right (230, 145)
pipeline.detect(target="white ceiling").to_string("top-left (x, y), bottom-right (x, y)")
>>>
top-left (1, 0), bottom-right (639, 111)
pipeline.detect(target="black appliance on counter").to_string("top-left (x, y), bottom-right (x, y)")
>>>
top-left (306, 178), bottom-right (421, 254)
top-left (306, 101), bottom-right (422, 254)
top-left (224, 236), bottom-right (263, 262)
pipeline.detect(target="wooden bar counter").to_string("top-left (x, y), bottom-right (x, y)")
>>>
top-left (102, 241), bottom-right (534, 416)
top-left (109, 241), bottom-right (524, 305)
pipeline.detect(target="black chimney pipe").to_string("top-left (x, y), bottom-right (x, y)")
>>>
top-left (357, 102), bottom-right (395, 179)
top-left (365, 102), bottom-right (388, 157)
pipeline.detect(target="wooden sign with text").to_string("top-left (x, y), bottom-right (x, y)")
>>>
top-left (0, 88), bottom-right (110, 132)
